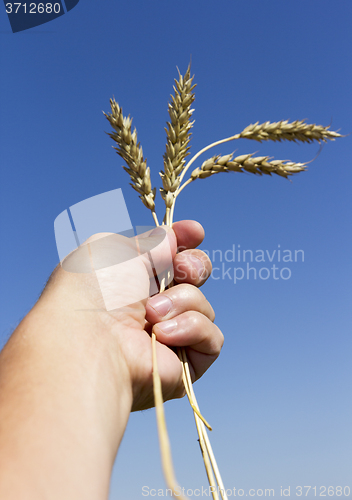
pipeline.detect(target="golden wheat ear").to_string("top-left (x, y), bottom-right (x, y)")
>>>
top-left (239, 120), bottom-right (343, 143)
top-left (103, 99), bottom-right (158, 224)
top-left (191, 153), bottom-right (306, 179)
top-left (160, 63), bottom-right (196, 211)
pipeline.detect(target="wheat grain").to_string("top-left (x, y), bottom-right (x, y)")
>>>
top-left (239, 120), bottom-right (342, 143)
top-left (160, 64), bottom-right (196, 208)
top-left (104, 99), bottom-right (156, 213)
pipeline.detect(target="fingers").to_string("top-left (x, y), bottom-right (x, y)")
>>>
top-left (146, 284), bottom-right (215, 324)
top-left (172, 220), bottom-right (205, 251)
top-left (173, 249), bottom-right (212, 286)
top-left (146, 284), bottom-right (223, 382)
top-left (153, 311), bottom-right (224, 381)
top-left (171, 221), bottom-right (211, 286)
top-left (137, 226), bottom-right (176, 279)
top-left (154, 310), bottom-right (223, 354)
top-left (136, 223), bottom-right (211, 287)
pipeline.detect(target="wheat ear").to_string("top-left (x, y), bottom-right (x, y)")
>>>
top-left (160, 63), bottom-right (196, 220)
top-left (173, 153), bottom-right (306, 202)
top-left (104, 99), bottom-right (159, 226)
top-left (191, 153), bottom-right (305, 179)
top-left (239, 120), bottom-right (342, 143)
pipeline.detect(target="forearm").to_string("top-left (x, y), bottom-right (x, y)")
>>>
top-left (0, 293), bottom-right (133, 500)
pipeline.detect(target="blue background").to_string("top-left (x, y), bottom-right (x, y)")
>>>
top-left (0, 1), bottom-right (351, 498)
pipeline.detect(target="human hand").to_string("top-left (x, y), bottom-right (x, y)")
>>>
top-left (40, 220), bottom-right (224, 412)
top-left (0, 220), bottom-right (224, 499)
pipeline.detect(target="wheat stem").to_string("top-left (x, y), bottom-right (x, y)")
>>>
top-left (196, 417), bottom-right (220, 500)
top-left (180, 349), bottom-right (228, 500)
top-left (178, 135), bottom-right (240, 185)
top-left (169, 134), bottom-right (240, 223)
top-left (152, 211), bottom-right (160, 227)
top-left (153, 274), bottom-right (210, 499)
top-left (152, 333), bottom-right (189, 500)
top-left (166, 207), bottom-right (171, 227)
top-left (179, 349), bottom-right (219, 500)
top-left (177, 348), bottom-right (212, 430)
top-left (152, 276), bottom-right (188, 499)
top-left (181, 352), bottom-right (228, 500)
top-left (174, 178), bottom-right (192, 198)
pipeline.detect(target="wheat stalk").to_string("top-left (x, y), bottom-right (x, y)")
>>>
top-left (104, 62), bottom-right (343, 500)
top-left (159, 64), bottom-right (220, 490)
top-left (152, 333), bottom-right (188, 500)
top-left (179, 347), bottom-right (227, 500)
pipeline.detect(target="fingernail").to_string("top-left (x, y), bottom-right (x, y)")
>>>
top-left (157, 319), bottom-right (177, 335)
top-left (148, 295), bottom-right (173, 317)
top-left (187, 255), bottom-right (206, 279)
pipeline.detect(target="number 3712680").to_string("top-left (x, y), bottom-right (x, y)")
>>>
top-left (5, 3), bottom-right (61, 14)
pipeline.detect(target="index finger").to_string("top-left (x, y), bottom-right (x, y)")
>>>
top-left (172, 220), bottom-right (205, 252)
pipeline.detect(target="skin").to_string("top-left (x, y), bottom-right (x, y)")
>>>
top-left (0, 220), bottom-right (224, 500)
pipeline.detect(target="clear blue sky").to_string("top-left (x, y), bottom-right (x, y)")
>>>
top-left (1, 1), bottom-right (351, 498)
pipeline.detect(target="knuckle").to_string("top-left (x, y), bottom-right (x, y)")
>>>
top-left (189, 311), bottom-right (202, 329)
top-left (176, 283), bottom-right (204, 303)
